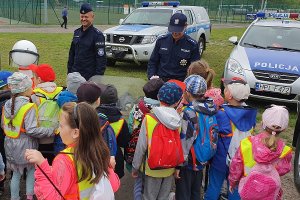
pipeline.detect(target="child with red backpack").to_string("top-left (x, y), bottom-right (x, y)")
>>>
top-left (132, 82), bottom-right (184, 200)
top-left (127, 78), bottom-right (164, 200)
top-left (228, 105), bottom-right (292, 200)
top-left (176, 75), bottom-right (218, 200)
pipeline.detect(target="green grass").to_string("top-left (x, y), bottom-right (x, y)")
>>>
top-left (0, 27), bottom-right (297, 145)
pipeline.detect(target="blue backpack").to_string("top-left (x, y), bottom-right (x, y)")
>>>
top-left (186, 107), bottom-right (219, 163)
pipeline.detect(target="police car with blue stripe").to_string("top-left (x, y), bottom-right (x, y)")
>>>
top-left (103, 1), bottom-right (211, 66)
top-left (222, 12), bottom-right (300, 105)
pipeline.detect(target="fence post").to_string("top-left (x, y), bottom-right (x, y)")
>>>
top-left (44, 0), bottom-right (48, 24)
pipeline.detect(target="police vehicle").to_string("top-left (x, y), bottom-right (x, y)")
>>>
top-left (222, 12), bottom-right (300, 105)
top-left (103, 1), bottom-right (211, 66)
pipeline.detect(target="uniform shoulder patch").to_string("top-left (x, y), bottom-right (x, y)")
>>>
top-left (187, 37), bottom-right (198, 45)
top-left (98, 48), bottom-right (105, 56)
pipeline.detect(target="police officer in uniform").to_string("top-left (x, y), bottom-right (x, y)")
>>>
top-left (67, 3), bottom-right (106, 80)
top-left (147, 13), bottom-right (200, 82)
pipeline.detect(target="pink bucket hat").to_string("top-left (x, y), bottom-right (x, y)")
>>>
top-left (262, 105), bottom-right (289, 134)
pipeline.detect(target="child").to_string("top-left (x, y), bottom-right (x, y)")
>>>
top-left (66, 72), bottom-right (86, 95)
top-left (228, 105), bottom-right (292, 200)
top-left (2, 72), bottom-right (54, 200)
top-left (204, 77), bottom-right (257, 200)
top-left (76, 82), bottom-right (117, 168)
top-left (25, 102), bottom-right (116, 199)
top-left (127, 78), bottom-right (164, 200)
top-left (0, 70), bottom-right (13, 195)
top-left (176, 75), bottom-right (218, 200)
top-left (96, 84), bottom-right (130, 179)
top-left (187, 60), bottom-right (224, 109)
top-left (30, 64), bottom-right (63, 164)
top-left (132, 82), bottom-right (183, 200)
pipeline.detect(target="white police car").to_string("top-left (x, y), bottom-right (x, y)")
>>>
top-left (103, 1), bottom-right (211, 66)
top-left (223, 12), bottom-right (300, 105)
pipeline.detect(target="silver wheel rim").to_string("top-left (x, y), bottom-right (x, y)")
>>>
top-left (199, 41), bottom-right (204, 55)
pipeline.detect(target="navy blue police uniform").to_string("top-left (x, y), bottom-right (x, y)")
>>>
top-left (67, 3), bottom-right (106, 80)
top-left (147, 12), bottom-right (200, 82)
top-left (147, 33), bottom-right (200, 82)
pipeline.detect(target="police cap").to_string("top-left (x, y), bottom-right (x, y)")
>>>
top-left (80, 3), bottom-right (93, 14)
top-left (168, 13), bottom-right (187, 33)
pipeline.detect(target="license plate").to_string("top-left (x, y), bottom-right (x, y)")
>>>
top-left (111, 46), bottom-right (128, 52)
top-left (255, 82), bottom-right (291, 95)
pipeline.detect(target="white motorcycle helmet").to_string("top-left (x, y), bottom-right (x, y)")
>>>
top-left (9, 40), bottom-right (39, 68)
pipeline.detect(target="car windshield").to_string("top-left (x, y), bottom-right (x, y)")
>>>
top-left (122, 9), bottom-right (173, 26)
top-left (241, 25), bottom-right (300, 51)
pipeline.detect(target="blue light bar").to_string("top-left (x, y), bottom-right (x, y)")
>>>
top-left (141, 1), bottom-right (180, 7)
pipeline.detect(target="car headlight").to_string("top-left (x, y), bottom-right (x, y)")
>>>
top-left (141, 35), bottom-right (157, 44)
top-left (226, 58), bottom-right (244, 75)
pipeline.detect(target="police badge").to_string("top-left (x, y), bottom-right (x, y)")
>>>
top-left (98, 48), bottom-right (104, 56)
top-left (180, 59), bottom-right (187, 66)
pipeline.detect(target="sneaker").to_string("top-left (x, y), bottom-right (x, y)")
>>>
top-left (168, 192), bottom-right (175, 200)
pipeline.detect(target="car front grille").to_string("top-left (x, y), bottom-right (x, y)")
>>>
top-left (252, 70), bottom-right (299, 84)
top-left (113, 35), bottom-right (133, 44)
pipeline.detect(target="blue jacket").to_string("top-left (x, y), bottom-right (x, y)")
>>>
top-left (67, 25), bottom-right (106, 80)
top-left (211, 104), bottom-right (257, 172)
top-left (147, 33), bottom-right (200, 81)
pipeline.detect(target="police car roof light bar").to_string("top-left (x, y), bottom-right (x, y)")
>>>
top-left (141, 1), bottom-right (180, 7)
top-left (257, 12), bottom-right (299, 19)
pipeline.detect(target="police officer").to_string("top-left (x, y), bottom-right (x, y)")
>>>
top-left (147, 13), bottom-right (200, 82)
top-left (67, 3), bottom-right (106, 80)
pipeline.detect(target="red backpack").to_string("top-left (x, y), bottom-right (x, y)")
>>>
top-left (146, 114), bottom-right (184, 170)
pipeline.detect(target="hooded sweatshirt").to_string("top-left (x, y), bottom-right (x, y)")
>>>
top-left (180, 98), bottom-right (217, 170)
top-left (228, 132), bottom-right (292, 188)
top-left (132, 106), bottom-right (181, 177)
top-left (211, 104), bottom-right (257, 172)
top-left (2, 96), bottom-right (54, 173)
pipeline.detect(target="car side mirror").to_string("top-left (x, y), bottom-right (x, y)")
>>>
top-left (119, 19), bottom-right (124, 25)
top-left (229, 36), bottom-right (238, 45)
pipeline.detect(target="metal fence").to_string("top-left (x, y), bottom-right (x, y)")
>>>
top-left (0, 0), bottom-right (299, 25)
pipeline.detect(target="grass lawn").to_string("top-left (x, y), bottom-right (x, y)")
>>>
top-left (0, 27), bottom-right (297, 145)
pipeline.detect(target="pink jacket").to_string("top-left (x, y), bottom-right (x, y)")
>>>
top-left (34, 154), bottom-right (120, 200)
top-left (228, 132), bottom-right (292, 188)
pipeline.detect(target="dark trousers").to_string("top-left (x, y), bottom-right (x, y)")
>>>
top-left (175, 168), bottom-right (203, 200)
top-left (61, 16), bottom-right (67, 28)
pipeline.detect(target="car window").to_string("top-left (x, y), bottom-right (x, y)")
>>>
top-left (123, 9), bottom-right (173, 26)
top-left (185, 10), bottom-right (193, 25)
top-left (241, 25), bottom-right (300, 51)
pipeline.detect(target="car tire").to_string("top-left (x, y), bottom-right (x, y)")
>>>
top-left (294, 132), bottom-right (300, 193)
top-left (107, 59), bottom-right (116, 67)
top-left (198, 37), bottom-right (205, 57)
top-left (220, 72), bottom-right (225, 94)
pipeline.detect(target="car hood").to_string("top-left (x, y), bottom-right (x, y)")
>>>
top-left (104, 24), bottom-right (167, 35)
top-left (231, 45), bottom-right (300, 75)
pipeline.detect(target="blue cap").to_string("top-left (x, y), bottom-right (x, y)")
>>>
top-left (158, 82), bottom-right (183, 106)
top-left (184, 75), bottom-right (207, 96)
top-left (168, 13), bottom-right (187, 33)
top-left (80, 3), bottom-right (93, 14)
top-left (0, 71), bottom-right (13, 88)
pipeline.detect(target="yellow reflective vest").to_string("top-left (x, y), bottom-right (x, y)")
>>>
top-left (33, 87), bottom-right (63, 104)
top-left (2, 103), bottom-right (37, 138)
top-left (240, 136), bottom-right (292, 176)
top-left (140, 114), bottom-right (175, 178)
top-left (110, 118), bottom-right (125, 138)
top-left (62, 147), bottom-right (95, 200)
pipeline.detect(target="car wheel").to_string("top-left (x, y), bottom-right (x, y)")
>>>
top-left (198, 37), bottom-right (205, 57)
top-left (220, 72), bottom-right (225, 94)
top-left (107, 59), bottom-right (116, 67)
top-left (294, 132), bottom-right (300, 193)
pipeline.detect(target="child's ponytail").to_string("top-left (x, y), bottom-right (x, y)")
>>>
top-left (8, 94), bottom-right (17, 129)
top-left (262, 129), bottom-right (278, 151)
top-left (187, 60), bottom-right (215, 88)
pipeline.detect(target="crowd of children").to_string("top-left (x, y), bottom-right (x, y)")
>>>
top-left (0, 58), bottom-right (293, 200)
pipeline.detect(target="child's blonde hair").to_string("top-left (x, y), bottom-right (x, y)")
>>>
top-left (187, 60), bottom-right (215, 88)
top-left (261, 105), bottom-right (289, 151)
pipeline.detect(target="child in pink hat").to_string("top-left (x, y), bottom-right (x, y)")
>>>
top-left (228, 105), bottom-right (292, 200)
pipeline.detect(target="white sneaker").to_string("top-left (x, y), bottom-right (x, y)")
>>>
top-left (168, 192), bottom-right (176, 200)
